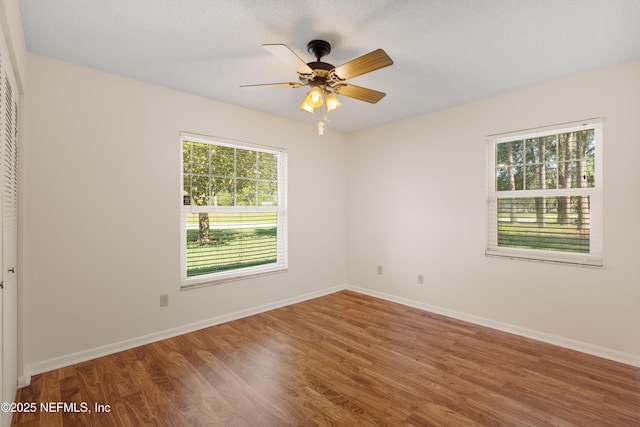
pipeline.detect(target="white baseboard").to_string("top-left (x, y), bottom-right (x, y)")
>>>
top-left (344, 284), bottom-right (640, 368)
top-left (17, 373), bottom-right (31, 388)
top-left (20, 285), bottom-right (344, 386)
top-left (20, 282), bottom-right (640, 387)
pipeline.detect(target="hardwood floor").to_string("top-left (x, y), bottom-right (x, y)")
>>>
top-left (12, 290), bottom-right (640, 426)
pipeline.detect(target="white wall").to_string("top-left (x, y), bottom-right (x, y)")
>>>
top-left (22, 54), bottom-right (347, 372)
top-left (346, 59), bottom-right (640, 362)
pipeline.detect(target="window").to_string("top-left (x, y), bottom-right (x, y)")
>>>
top-left (486, 119), bottom-right (602, 266)
top-left (181, 133), bottom-right (287, 287)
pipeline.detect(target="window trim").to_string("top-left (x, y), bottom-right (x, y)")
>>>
top-left (485, 118), bottom-right (603, 266)
top-left (180, 132), bottom-right (288, 289)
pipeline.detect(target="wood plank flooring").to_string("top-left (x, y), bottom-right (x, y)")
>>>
top-left (12, 290), bottom-right (640, 426)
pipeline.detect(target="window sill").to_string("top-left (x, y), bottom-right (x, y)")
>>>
top-left (180, 265), bottom-right (288, 291)
top-left (485, 248), bottom-right (603, 267)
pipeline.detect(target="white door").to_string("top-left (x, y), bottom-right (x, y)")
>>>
top-left (0, 53), bottom-right (19, 411)
top-left (0, 174), bottom-right (3, 405)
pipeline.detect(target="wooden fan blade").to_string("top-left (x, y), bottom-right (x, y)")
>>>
top-left (263, 44), bottom-right (314, 75)
top-left (331, 49), bottom-right (393, 81)
top-left (240, 82), bottom-right (303, 88)
top-left (333, 83), bottom-right (386, 104)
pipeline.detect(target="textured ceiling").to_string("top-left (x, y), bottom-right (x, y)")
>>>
top-left (18, 0), bottom-right (640, 133)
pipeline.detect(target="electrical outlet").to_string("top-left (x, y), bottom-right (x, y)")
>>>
top-left (377, 265), bottom-right (383, 275)
top-left (417, 274), bottom-right (424, 284)
top-left (160, 294), bottom-right (169, 307)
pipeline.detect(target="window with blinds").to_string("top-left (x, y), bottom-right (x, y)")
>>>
top-left (486, 119), bottom-right (603, 266)
top-left (180, 134), bottom-right (287, 288)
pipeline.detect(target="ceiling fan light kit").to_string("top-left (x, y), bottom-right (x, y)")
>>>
top-left (307, 86), bottom-right (323, 108)
top-left (299, 99), bottom-right (315, 114)
top-left (242, 39), bottom-right (393, 135)
top-left (325, 91), bottom-right (342, 112)
top-left (299, 86), bottom-right (341, 115)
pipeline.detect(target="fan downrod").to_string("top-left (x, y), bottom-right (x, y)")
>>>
top-left (307, 40), bottom-right (331, 61)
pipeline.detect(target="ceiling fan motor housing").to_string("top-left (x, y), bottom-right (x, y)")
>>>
top-left (305, 40), bottom-right (336, 86)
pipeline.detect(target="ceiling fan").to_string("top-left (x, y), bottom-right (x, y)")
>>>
top-left (241, 40), bottom-right (393, 134)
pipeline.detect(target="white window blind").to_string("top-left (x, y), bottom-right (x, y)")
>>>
top-left (180, 133), bottom-right (288, 288)
top-left (486, 119), bottom-right (603, 266)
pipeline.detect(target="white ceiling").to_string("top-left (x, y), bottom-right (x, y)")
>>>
top-left (18, 0), bottom-right (640, 133)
